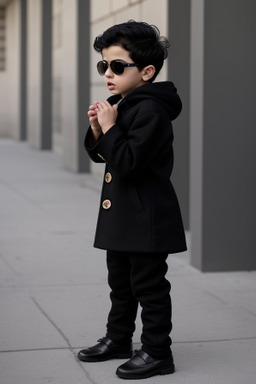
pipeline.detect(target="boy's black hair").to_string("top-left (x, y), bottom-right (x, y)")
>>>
top-left (93, 20), bottom-right (170, 82)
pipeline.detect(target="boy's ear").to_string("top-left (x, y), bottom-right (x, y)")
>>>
top-left (142, 65), bottom-right (156, 82)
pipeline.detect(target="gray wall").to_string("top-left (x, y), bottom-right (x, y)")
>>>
top-left (2, 0), bottom-right (256, 271)
top-left (190, 0), bottom-right (256, 271)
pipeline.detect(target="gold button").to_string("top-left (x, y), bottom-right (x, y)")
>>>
top-left (102, 199), bottom-right (111, 210)
top-left (105, 172), bottom-right (112, 183)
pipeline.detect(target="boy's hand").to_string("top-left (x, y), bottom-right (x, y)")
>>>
top-left (88, 101), bottom-right (101, 131)
top-left (96, 100), bottom-right (118, 134)
top-left (88, 101), bottom-right (102, 141)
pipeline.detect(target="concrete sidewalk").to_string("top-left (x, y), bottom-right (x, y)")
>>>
top-left (0, 138), bottom-right (256, 384)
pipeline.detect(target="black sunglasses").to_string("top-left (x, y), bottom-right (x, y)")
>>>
top-left (97, 59), bottom-right (139, 76)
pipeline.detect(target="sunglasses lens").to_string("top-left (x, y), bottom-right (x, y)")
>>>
top-left (97, 61), bottom-right (108, 75)
top-left (111, 61), bottom-right (124, 75)
top-left (97, 60), bottom-right (126, 75)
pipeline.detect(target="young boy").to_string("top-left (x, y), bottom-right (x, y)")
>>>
top-left (77, 21), bottom-right (186, 380)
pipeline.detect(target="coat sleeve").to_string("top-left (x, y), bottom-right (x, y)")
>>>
top-left (84, 128), bottom-right (106, 163)
top-left (87, 109), bottom-right (172, 177)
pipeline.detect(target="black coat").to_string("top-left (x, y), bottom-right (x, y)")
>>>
top-left (84, 81), bottom-right (187, 253)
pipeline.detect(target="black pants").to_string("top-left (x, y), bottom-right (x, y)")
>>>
top-left (106, 250), bottom-right (172, 358)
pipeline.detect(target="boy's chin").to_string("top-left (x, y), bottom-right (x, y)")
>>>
top-left (110, 90), bottom-right (121, 96)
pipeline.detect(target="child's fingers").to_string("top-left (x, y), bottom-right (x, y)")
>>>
top-left (98, 100), bottom-right (110, 108)
top-left (97, 100), bottom-right (112, 112)
top-left (88, 110), bottom-right (98, 117)
top-left (89, 102), bottom-right (99, 111)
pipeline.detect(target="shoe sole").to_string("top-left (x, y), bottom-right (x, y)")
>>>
top-left (78, 352), bottom-right (132, 363)
top-left (116, 364), bottom-right (175, 379)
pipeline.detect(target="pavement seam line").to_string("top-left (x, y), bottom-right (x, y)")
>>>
top-left (2, 336), bottom-right (256, 354)
top-left (0, 347), bottom-right (72, 353)
top-left (30, 296), bottom-right (97, 384)
top-left (173, 337), bottom-right (256, 344)
top-left (0, 180), bottom-right (47, 214)
top-left (0, 253), bottom-right (20, 276)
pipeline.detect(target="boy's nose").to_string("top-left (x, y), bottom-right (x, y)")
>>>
top-left (105, 67), bottom-right (114, 78)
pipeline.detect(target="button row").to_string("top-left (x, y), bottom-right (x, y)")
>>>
top-left (102, 172), bottom-right (112, 209)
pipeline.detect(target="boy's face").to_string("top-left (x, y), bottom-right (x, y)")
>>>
top-left (101, 45), bottom-right (146, 98)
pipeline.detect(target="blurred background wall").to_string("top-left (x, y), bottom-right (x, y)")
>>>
top-left (0, 0), bottom-right (255, 272)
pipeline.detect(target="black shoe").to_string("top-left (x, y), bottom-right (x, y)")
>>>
top-left (77, 337), bottom-right (132, 362)
top-left (116, 349), bottom-right (175, 379)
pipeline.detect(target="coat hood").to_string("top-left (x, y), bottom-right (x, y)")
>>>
top-left (108, 81), bottom-right (182, 121)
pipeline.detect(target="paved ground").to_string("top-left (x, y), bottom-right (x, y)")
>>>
top-left (0, 138), bottom-right (256, 384)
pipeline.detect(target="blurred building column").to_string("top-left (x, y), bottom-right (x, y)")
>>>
top-left (61, 0), bottom-right (90, 172)
top-left (19, 0), bottom-right (27, 140)
top-left (0, 0), bottom-right (23, 139)
top-left (168, 0), bottom-right (190, 231)
top-left (190, 0), bottom-right (256, 271)
top-left (27, 0), bottom-right (52, 149)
